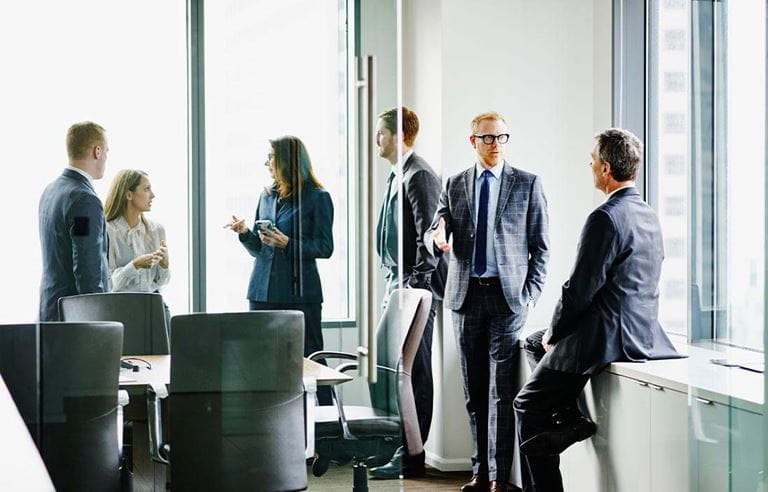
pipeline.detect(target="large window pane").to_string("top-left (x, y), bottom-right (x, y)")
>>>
top-left (0, 0), bottom-right (189, 321)
top-left (649, 0), bottom-right (691, 336)
top-left (649, 0), bottom-right (766, 350)
top-left (723, 0), bottom-right (765, 348)
top-left (204, 0), bottom-right (350, 320)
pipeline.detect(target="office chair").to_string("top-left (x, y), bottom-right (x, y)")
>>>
top-left (148, 311), bottom-right (308, 491)
top-left (0, 322), bottom-right (124, 491)
top-left (308, 288), bottom-right (433, 479)
top-left (59, 292), bottom-right (169, 355)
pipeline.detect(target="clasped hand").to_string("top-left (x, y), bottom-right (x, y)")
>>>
top-left (133, 240), bottom-right (169, 269)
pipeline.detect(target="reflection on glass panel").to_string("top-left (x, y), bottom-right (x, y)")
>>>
top-left (204, 0), bottom-right (349, 322)
top-left (0, 1), bottom-right (188, 321)
top-left (650, 0), bottom-right (690, 336)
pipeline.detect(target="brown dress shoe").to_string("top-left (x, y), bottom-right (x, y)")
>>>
top-left (489, 481), bottom-right (508, 492)
top-left (460, 475), bottom-right (489, 492)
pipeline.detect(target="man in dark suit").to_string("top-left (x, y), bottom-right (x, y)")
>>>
top-left (427, 112), bottom-right (550, 492)
top-left (39, 122), bottom-right (110, 321)
top-left (514, 128), bottom-right (683, 492)
top-left (369, 107), bottom-right (446, 479)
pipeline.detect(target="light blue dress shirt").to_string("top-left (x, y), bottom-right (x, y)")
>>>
top-left (471, 161), bottom-right (504, 277)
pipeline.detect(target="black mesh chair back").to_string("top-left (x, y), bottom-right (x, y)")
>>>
top-left (0, 322), bottom-right (123, 492)
top-left (168, 311), bottom-right (307, 491)
top-left (59, 292), bottom-right (169, 355)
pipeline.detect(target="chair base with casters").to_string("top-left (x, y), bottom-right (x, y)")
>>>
top-left (307, 288), bottom-right (433, 489)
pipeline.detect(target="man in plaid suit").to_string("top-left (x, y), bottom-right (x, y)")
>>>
top-left (427, 112), bottom-right (550, 492)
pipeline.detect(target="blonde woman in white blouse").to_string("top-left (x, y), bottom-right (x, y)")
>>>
top-left (104, 170), bottom-right (170, 293)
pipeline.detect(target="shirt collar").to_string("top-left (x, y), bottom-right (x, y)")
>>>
top-left (114, 215), bottom-right (146, 234)
top-left (607, 183), bottom-right (636, 200)
top-left (475, 160), bottom-right (504, 180)
top-left (66, 166), bottom-right (94, 187)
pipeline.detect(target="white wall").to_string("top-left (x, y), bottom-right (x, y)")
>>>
top-left (403, 0), bottom-right (613, 470)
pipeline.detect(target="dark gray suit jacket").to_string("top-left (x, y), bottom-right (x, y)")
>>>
top-left (541, 187), bottom-right (683, 375)
top-left (376, 152), bottom-right (446, 300)
top-left (38, 168), bottom-right (109, 321)
top-left (427, 162), bottom-right (550, 312)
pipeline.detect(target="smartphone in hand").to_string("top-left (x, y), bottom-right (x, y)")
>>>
top-left (254, 219), bottom-right (276, 231)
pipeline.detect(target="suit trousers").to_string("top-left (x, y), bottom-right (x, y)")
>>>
top-left (452, 282), bottom-right (524, 483)
top-left (249, 300), bottom-right (331, 405)
top-left (514, 360), bottom-right (589, 491)
top-left (383, 274), bottom-right (437, 464)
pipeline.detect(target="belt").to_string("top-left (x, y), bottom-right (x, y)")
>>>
top-left (469, 276), bottom-right (501, 287)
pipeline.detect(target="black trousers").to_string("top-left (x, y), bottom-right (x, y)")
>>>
top-left (514, 330), bottom-right (590, 492)
top-left (248, 300), bottom-right (331, 405)
top-left (452, 282), bottom-right (524, 483)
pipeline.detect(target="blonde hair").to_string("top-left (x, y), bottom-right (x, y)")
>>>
top-left (470, 111), bottom-right (506, 134)
top-left (104, 169), bottom-right (149, 226)
top-left (66, 121), bottom-right (106, 160)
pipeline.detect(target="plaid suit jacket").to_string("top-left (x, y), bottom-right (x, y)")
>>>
top-left (427, 162), bottom-right (549, 312)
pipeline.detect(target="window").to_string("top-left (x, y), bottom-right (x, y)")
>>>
top-left (0, 1), bottom-right (188, 321)
top-left (203, 0), bottom-right (350, 320)
top-left (649, 0), bottom-right (766, 349)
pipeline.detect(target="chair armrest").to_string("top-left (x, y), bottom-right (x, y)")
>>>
top-left (147, 383), bottom-right (169, 465)
top-left (118, 390), bottom-right (129, 407)
top-left (307, 351), bottom-right (359, 362)
top-left (335, 362), bottom-right (397, 376)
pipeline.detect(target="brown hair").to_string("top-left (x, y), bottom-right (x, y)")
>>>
top-left (104, 169), bottom-right (149, 226)
top-left (378, 106), bottom-right (420, 147)
top-left (66, 121), bottom-right (106, 160)
top-left (269, 136), bottom-right (324, 199)
top-left (470, 111), bottom-right (506, 134)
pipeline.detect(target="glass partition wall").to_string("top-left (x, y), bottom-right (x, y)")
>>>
top-left (646, 0), bottom-right (766, 490)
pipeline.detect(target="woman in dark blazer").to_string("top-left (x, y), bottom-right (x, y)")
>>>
top-left (228, 135), bottom-right (334, 358)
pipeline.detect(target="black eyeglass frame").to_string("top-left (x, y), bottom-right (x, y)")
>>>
top-left (473, 133), bottom-right (510, 145)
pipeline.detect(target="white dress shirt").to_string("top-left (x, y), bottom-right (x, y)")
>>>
top-left (471, 160), bottom-right (504, 277)
top-left (107, 216), bottom-right (170, 292)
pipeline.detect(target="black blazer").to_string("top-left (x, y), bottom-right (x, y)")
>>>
top-left (38, 168), bottom-right (109, 321)
top-left (239, 186), bottom-right (333, 304)
top-left (541, 187), bottom-right (683, 375)
top-left (376, 152), bottom-right (446, 300)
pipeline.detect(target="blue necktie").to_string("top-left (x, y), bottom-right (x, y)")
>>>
top-left (474, 170), bottom-right (492, 276)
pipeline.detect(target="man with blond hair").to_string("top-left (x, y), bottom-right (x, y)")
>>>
top-left (39, 121), bottom-right (110, 321)
top-left (427, 112), bottom-right (550, 491)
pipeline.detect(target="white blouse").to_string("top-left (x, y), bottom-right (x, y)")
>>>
top-left (107, 216), bottom-right (170, 292)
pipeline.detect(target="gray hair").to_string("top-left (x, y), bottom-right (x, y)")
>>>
top-left (594, 128), bottom-right (642, 182)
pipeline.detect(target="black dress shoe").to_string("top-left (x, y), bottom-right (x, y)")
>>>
top-left (519, 416), bottom-right (597, 456)
top-left (460, 475), bottom-right (489, 492)
top-left (369, 447), bottom-right (426, 479)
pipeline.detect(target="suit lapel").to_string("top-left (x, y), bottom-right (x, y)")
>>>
top-left (494, 163), bottom-right (516, 229)
top-left (462, 168), bottom-right (476, 227)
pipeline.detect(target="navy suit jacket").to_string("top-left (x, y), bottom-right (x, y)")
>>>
top-left (38, 168), bottom-right (109, 321)
top-left (375, 152), bottom-right (446, 300)
top-left (427, 162), bottom-right (550, 312)
top-left (239, 186), bottom-right (333, 304)
top-left (541, 187), bottom-right (683, 375)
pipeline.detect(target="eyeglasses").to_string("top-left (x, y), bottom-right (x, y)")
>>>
top-left (473, 134), bottom-right (510, 145)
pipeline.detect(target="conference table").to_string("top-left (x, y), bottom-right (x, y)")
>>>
top-left (119, 354), bottom-right (352, 461)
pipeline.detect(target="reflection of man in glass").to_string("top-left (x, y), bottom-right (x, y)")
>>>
top-left (370, 107), bottom-right (445, 479)
top-left (514, 129), bottom-right (683, 492)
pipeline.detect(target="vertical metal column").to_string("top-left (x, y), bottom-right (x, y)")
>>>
top-left (188, 0), bottom-right (206, 313)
